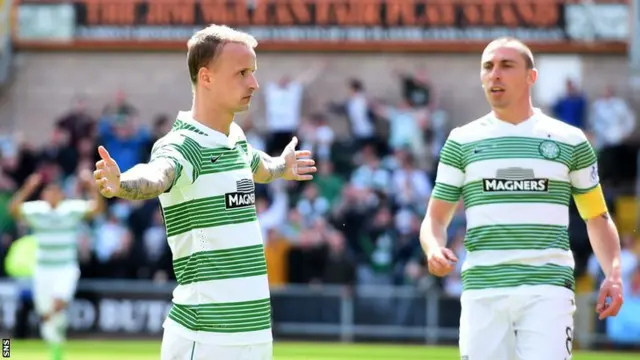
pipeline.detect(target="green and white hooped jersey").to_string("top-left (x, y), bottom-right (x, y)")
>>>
top-left (152, 111), bottom-right (271, 345)
top-left (20, 199), bottom-right (90, 268)
top-left (432, 110), bottom-right (600, 297)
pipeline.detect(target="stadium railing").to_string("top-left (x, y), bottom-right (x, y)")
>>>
top-left (0, 279), bottom-right (623, 349)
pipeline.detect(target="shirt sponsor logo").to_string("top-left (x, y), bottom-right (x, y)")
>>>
top-left (482, 178), bottom-right (549, 192)
top-left (225, 179), bottom-right (256, 209)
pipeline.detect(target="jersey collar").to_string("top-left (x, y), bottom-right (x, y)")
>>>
top-left (176, 111), bottom-right (239, 148)
top-left (487, 108), bottom-right (542, 130)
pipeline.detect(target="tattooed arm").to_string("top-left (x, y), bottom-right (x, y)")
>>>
top-left (250, 137), bottom-right (315, 184)
top-left (117, 158), bottom-right (179, 200)
top-left (95, 145), bottom-right (179, 201)
top-left (586, 212), bottom-right (622, 278)
top-left (252, 151), bottom-right (287, 184)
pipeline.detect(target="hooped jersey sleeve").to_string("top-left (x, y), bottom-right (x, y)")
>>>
top-left (150, 133), bottom-right (203, 188)
top-left (432, 128), bottom-right (465, 203)
top-left (569, 132), bottom-right (608, 219)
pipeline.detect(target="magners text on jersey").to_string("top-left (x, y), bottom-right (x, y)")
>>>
top-left (482, 179), bottom-right (549, 192)
top-left (225, 192), bottom-right (256, 209)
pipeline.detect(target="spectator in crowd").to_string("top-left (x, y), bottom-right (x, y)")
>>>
top-left (328, 79), bottom-right (376, 150)
top-left (94, 201), bottom-right (133, 278)
top-left (101, 90), bottom-right (137, 119)
top-left (390, 150), bottom-right (431, 214)
top-left (311, 160), bottom-right (344, 207)
top-left (97, 111), bottom-right (150, 173)
top-left (350, 145), bottom-right (391, 194)
top-left (55, 96), bottom-right (96, 148)
top-left (392, 64), bottom-right (434, 109)
top-left (589, 85), bottom-right (637, 186)
top-left (357, 206), bottom-right (396, 287)
top-left (263, 62), bottom-right (325, 155)
top-left (298, 113), bottom-right (335, 162)
top-left (589, 85), bottom-right (636, 151)
top-left (371, 99), bottom-right (427, 159)
top-left (552, 79), bottom-right (587, 129)
top-left (296, 183), bottom-right (331, 227)
top-left (321, 230), bottom-right (356, 286)
top-left (142, 114), bottom-right (172, 159)
top-left (257, 181), bottom-right (288, 242)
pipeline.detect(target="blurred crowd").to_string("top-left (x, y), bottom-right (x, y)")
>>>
top-left (0, 67), bottom-right (639, 347)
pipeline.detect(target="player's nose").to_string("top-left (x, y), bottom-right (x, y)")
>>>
top-left (488, 68), bottom-right (502, 81)
top-left (249, 74), bottom-right (259, 91)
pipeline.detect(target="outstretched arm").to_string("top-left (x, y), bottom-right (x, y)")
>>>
top-left (251, 137), bottom-right (316, 184)
top-left (95, 146), bottom-right (179, 201)
top-left (252, 151), bottom-right (287, 184)
top-left (117, 159), bottom-right (178, 200)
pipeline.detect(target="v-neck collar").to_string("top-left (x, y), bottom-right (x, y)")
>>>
top-left (176, 111), bottom-right (239, 148)
top-left (486, 108), bottom-right (541, 132)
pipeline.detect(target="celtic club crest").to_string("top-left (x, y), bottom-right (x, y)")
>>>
top-left (539, 140), bottom-right (560, 160)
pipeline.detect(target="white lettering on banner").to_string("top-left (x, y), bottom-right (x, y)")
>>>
top-left (98, 299), bottom-right (172, 333)
top-left (0, 296), bottom-right (171, 334)
top-left (99, 299), bottom-right (120, 332)
top-left (564, 4), bottom-right (629, 42)
top-left (68, 299), bottom-right (96, 331)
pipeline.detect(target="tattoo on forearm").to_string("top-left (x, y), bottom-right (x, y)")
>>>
top-left (258, 152), bottom-right (286, 183)
top-left (118, 160), bottom-right (176, 200)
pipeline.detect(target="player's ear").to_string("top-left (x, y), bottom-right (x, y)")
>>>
top-left (198, 67), bottom-right (212, 88)
top-left (527, 68), bottom-right (538, 86)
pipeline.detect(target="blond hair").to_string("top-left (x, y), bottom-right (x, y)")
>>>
top-left (187, 25), bottom-right (258, 85)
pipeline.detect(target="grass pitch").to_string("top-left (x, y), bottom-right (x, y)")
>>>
top-left (8, 339), bottom-right (639, 360)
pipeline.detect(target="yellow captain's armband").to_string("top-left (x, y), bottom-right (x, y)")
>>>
top-left (573, 184), bottom-right (608, 220)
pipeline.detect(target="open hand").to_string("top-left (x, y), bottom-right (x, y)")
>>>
top-left (94, 146), bottom-right (121, 198)
top-left (281, 137), bottom-right (317, 181)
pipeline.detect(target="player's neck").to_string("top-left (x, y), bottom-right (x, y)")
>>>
top-left (191, 98), bottom-right (233, 136)
top-left (492, 100), bottom-right (535, 125)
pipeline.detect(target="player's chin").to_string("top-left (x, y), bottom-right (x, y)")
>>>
top-left (486, 96), bottom-right (509, 109)
top-left (234, 103), bottom-right (251, 113)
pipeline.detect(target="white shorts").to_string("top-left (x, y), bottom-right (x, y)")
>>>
top-left (161, 327), bottom-right (273, 360)
top-left (33, 266), bottom-right (80, 315)
top-left (459, 287), bottom-right (576, 360)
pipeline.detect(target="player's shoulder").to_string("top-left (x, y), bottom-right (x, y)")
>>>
top-left (446, 114), bottom-right (494, 143)
top-left (21, 200), bottom-right (50, 216)
top-left (152, 129), bottom-right (196, 153)
top-left (535, 112), bottom-right (588, 145)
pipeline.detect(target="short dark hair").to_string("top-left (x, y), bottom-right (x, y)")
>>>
top-left (349, 79), bottom-right (363, 92)
top-left (186, 25), bottom-right (258, 86)
top-left (485, 37), bottom-right (535, 69)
